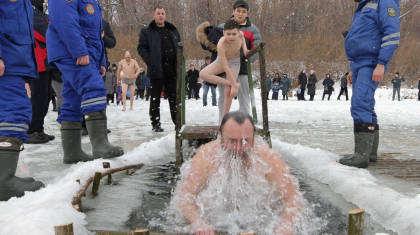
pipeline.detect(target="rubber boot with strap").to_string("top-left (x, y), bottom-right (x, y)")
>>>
top-left (0, 136), bottom-right (44, 201)
top-left (61, 121), bottom-right (94, 164)
top-left (339, 123), bottom-right (374, 168)
top-left (85, 111), bottom-right (124, 159)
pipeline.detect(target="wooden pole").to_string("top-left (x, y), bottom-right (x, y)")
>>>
top-left (54, 223), bottom-right (74, 235)
top-left (246, 59), bottom-right (258, 124)
top-left (72, 163), bottom-right (144, 206)
top-left (102, 162), bottom-right (113, 184)
top-left (132, 229), bottom-right (150, 235)
top-left (258, 43), bottom-right (271, 148)
top-left (175, 42), bottom-right (184, 167)
top-left (348, 209), bottom-right (365, 235)
top-left (92, 171), bottom-right (102, 195)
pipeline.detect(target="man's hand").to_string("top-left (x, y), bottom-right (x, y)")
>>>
top-left (347, 72), bottom-right (352, 84)
top-left (76, 55), bottom-right (89, 65)
top-left (133, 75), bottom-right (137, 79)
top-left (25, 83), bottom-right (31, 98)
top-left (0, 59), bottom-right (5, 76)
top-left (372, 64), bottom-right (385, 82)
top-left (101, 30), bottom-right (105, 39)
top-left (101, 66), bottom-right (106, 77)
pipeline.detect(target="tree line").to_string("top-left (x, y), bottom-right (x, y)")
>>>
top-left (99, 0), bottom-right (420, 87)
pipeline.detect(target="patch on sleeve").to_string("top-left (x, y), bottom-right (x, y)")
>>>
top-left (86, 3), bottom-right (95, 14)
top-left (388, 8), bottom-right (397, 17)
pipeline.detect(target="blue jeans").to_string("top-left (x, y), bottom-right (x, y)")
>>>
top-left (203, 83), bottom-right (217, 106)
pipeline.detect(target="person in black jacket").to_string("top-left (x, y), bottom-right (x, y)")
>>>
top-left (102, 18), bottom-right (116, 81)
top-left (298, 70), bottom-right (307, 101)
top-left (137, 6), bottom-right (181, 132)
top-left (322, 73), bottom-right (334, 101)
top-left (418, 76), bottom-right (420, 101)
top-left (307, 70), bottom-right (317, 101)
top-left (186, 64), bottom-right (200, 100)
top-left (26, 0), bottom-right (56, 144)
top-left (337, 72), bottom-right (349, 101)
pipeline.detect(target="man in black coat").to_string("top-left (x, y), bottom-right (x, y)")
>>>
top-left (186, 64), bottom-right (200, 100)
top-left (137, 6), bottom-right (181, 132)
top-left (102, 19), bottom-right (116, 80)
top-left (337, 72), bottom-right (349, 101)
top-left (298, 70), bottom-right (307, 101)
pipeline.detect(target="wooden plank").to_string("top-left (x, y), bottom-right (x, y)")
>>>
top-left (348, 209), bottom-right (364, 235)
top-left (54, 223), bottom-right (74, 235)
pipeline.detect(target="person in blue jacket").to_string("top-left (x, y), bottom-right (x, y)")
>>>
top-left (46, 0), bottom-right (123, 164)
top-left (0, 0), bottom-right (44, 201)
top-left (339, 0), bottom-right (400, 168)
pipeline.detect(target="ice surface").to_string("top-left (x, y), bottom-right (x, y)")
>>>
top-left (1, 87), bottom-right (419, 235)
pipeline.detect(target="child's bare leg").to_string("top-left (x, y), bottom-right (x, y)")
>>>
top-left (200, 62), bottom-right (232, 86)
top-left (221, 85), bottom-right (234, 125)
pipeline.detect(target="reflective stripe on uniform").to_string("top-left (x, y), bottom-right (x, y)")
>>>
top-left (382, 32), bottom-right (400, 41)
top-left (0, 123), bottom-right (28, 132)
top-left (381, 40), bottom-right (400, 47)
top-left (81, 97), bottom-right (107, 108)
top-left (363, 3), bottom-right (378, 10)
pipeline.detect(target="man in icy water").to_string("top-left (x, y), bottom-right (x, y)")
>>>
top-left (175, 111), bottom-right (303, 235)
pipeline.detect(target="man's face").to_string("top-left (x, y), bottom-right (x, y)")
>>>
top-left (220, 118), bottom-right (254, 157)
top-left (395, 74), bottom-right (399, 78)
top-left (112, 66), bottom-right (117, 71)
top-left (153, 8), bottom-right (166, 26)
top-left (205, 59), bottom-right (211, 65)
top-left (223, 28), bottom-right (240, 44)
top-left (232, 7), bottom-right (248, 23)
top-left (140, 69), bottom-right (144, 73)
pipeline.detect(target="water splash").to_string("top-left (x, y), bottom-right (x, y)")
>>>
top-left (155, 138), bottom-right (326, 234)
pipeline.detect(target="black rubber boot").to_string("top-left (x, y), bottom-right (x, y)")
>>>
top-left (339, 123), bottom-right (374, 168)
top-left (0, 137), bottom-right (44, 201)
top-left (85, 111), bottom-right (124, 159)
top-left (61, 121), bottom-right (94, 164)
top-left (370, 124), bottom-right (379, 162)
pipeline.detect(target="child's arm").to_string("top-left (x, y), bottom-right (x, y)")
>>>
top-left (241, 31), bottom-right (249, 57)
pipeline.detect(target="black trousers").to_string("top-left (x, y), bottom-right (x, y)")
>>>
top-left (136, 89), bottom-right (145, 99)
top-left (27, 70), bottom-right (53, 134)
top-left (188, 82), bottom-right (198, 99)
top-left (337, 87), bottom-right (348, 100)
top-left (150, 74), bottom-right (177, 126)
top-left (299, 87), bottom-right (306, 100)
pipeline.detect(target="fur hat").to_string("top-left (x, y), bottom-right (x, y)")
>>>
top-left (196, 22), bottom-right (218, 52)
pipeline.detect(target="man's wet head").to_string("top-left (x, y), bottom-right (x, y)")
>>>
top-left (153, 6), bottom-right (166, 27)
top-left (219, 111), bottom-right (255, 156)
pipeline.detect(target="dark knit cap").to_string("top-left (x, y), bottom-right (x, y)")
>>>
top-left (233, 0), bottom-right (249, 11)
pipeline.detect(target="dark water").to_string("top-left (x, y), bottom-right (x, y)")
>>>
top-left (124, 163), bottom-right (352, 235)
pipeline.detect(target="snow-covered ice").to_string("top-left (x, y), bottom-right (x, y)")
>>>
top-left (1, 87), bottom-right (420, 235)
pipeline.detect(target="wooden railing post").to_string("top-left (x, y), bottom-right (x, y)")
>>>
top-left (258, 43), bottom-right (271, 147)
top-left (246, 59), bottom-right (258, 124)
top-left (54, 223), bottom-right (74, 235)
top-left (176, 42), bottom-right (186, 167)
top-left (348, 209), bottom-right (365, 235)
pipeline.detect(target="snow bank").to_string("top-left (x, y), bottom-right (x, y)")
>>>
top-left (274, 139), bottom-right (420, 235)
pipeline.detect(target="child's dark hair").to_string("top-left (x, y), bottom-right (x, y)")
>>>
top-left (224, 19), bottom-right (239, 31)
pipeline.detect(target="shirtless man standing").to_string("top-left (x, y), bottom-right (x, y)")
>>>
top-left (177, 111), bottom-right (302, 235)
top-left (117, 51), bottom-right (141, 111)
top-left (200, 20), bottom-right (248, 121)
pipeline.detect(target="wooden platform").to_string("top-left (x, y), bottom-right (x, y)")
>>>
top-left (370, 153), bottom-right (420, 180)
top-left (179, 125), bottom-right (269, 140)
